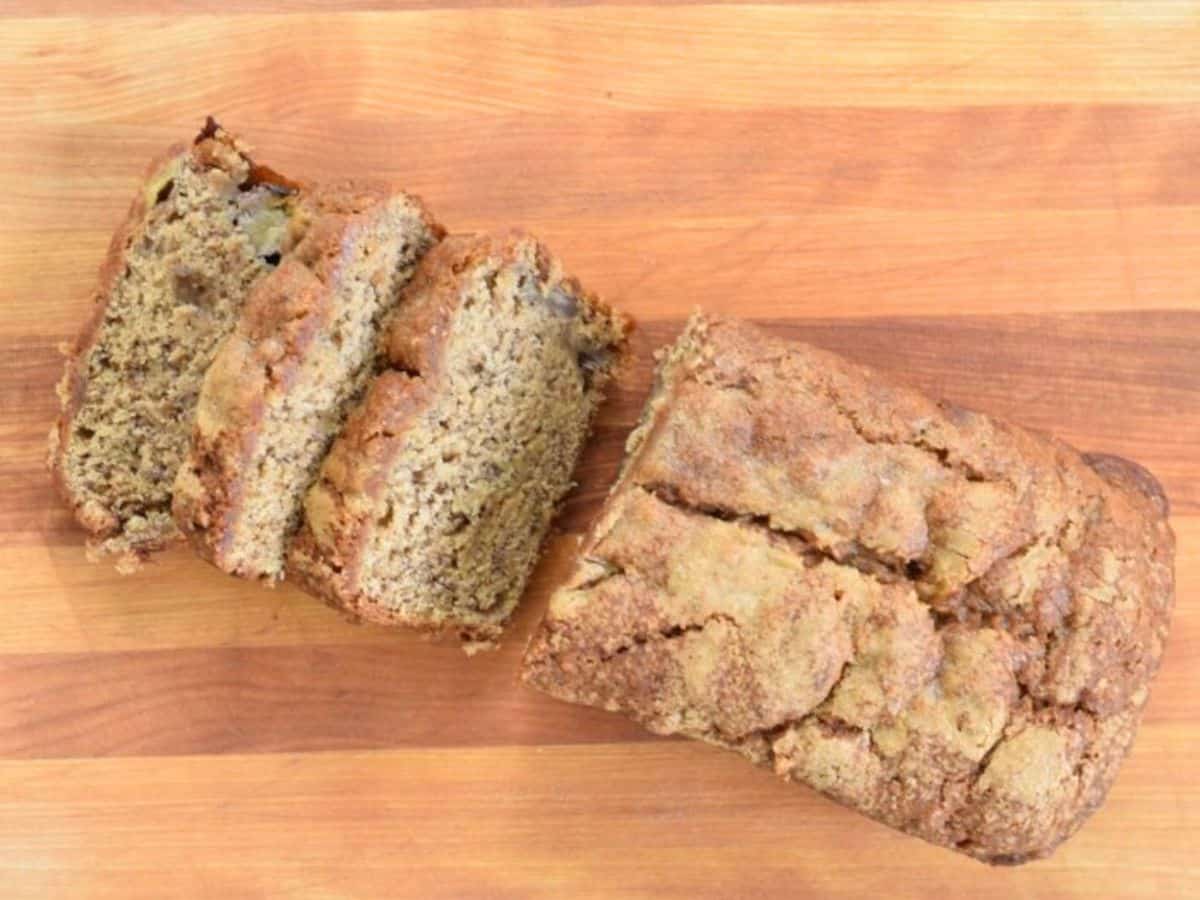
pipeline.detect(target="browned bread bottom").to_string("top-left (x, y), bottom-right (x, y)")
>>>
top-left (522, 313), bottom-right (1175, 864)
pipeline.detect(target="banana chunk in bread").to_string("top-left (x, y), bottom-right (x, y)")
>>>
top-left (522, 313), bottom-right (1175, 864)
top-left (172, 183), bottom-right (442, 581)
top-left (288, 234), bottom-right (630, 642)
top-left (49, 119), bottom-right (302, 570)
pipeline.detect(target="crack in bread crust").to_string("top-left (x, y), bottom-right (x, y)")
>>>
top-left (522, 312), bottom-right (1175, 865)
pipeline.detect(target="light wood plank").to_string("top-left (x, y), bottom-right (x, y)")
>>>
top-left (5, 105), bottom-right (1200, 225)
top-left (11, 313), bottom-right (1198, 553)
top-left (6, 208), bottom-right (1200, 340)
top-left (0, 737), bottom-right (1195, 898)
top-left (2, 505), bottom-right (1196, 670)
top-left (3, 0), bottom-right (827, 16)
top-left (2, 5), bottom-right (1199, 125)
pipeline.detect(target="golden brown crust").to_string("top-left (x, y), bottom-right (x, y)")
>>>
top-left (287, 232), bottom-right (631, 640)
top-left (522, 313), bottom-right (1175, 864)
top-left (172, 182), bottom-right (443, 576)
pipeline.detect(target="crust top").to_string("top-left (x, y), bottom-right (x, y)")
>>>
top-left (523, 313), bottom-right (1174, 864)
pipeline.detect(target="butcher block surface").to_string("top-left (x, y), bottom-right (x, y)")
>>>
top-left (1, 2), bottom-right (1197, 897)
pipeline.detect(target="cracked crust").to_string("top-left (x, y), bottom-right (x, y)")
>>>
top-left (522, 313), bottom-right (1175, 864)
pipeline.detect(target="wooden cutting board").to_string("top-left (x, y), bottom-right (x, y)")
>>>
top-left (1, 2), bottom-right (1197, 897)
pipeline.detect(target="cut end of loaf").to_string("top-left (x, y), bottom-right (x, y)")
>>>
top-left (288, 232), bottom-right (630, 641)
top-left (49, 121), bottom-right (301, 569)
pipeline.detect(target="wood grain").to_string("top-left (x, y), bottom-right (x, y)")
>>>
top-left (1, 737), bottom-right (1197, 900)
top-left (1, 1), bottom-right (1197, 896)
top-left (4, 6), bottom-right (1200, 122)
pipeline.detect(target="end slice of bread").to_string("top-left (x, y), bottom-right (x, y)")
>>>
top-left (172, 183), bottom-right (443, 581)
top-left (49, 119), bottom-right (303, 571)
top-left (288, 233), bottom-right (630, 643)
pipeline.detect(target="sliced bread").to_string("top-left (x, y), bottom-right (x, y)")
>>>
top-left (172, 183), bottom-right (442, 580)
top-left (288, 234), bottom-right (630, 642)
top-left (49, 119), bottom-right (302, 570)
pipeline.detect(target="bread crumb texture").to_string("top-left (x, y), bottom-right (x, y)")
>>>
top-left (50, 123), bottom-right (300, 569)
top-left (172, 182), bottom-right (442, 581)
top-left (522, 313), bottom-right (1175, 864)
top-left (289, 234), bottom-right (629, 642)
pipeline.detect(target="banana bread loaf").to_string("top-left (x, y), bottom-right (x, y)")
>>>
top-left (289, 234), bottom-right (630, 644)
top-left (522, 313), bottom-right (1175, 864)
top-left (172, 183), bottom-right (442, 580)
top-left (49, 119), bottom-right (302, 570)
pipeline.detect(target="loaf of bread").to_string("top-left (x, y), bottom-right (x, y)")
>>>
top-left (522, 313), bottom-right (1175, 863)
top-left (172, 182), bottom-right (442, 580)
top-left (49, 119), bottom-right (302, 570)
top-left (289, 234), bottom-right (629, 643)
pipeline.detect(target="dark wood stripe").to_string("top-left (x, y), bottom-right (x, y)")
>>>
top-left (567, 310), bottom-right (1200, 526)
top-left (0, 632), bottom-right (657, 759)
top-left (11, 309), bottom-right (1199, 549)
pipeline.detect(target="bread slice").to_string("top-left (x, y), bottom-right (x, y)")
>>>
top-left (49, 119), bottom-right (302, 570)
top-left (288, 234), bottom-right (630, 642)
top-left (522, 313), bottom-right (1175, 864)
top-left (172, 183), bottom-right (442, 581)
